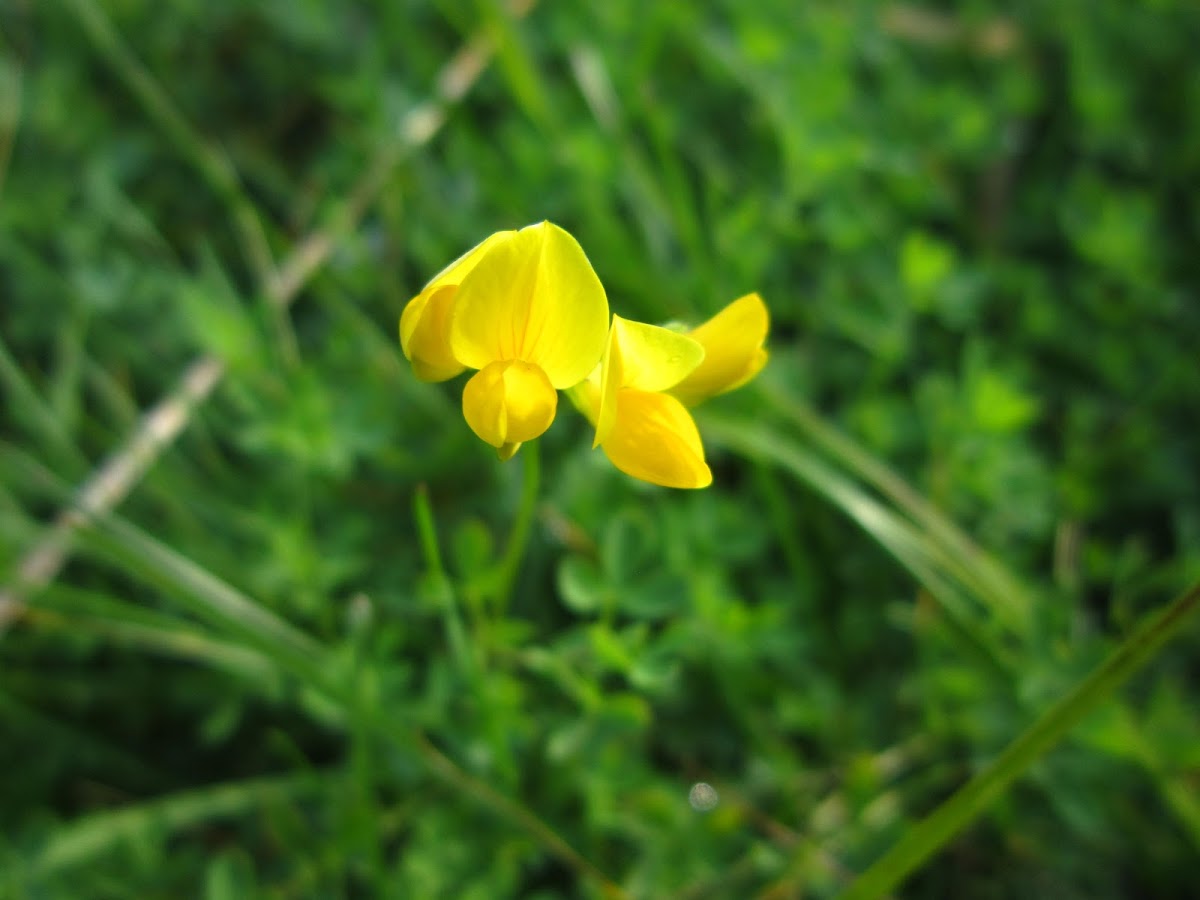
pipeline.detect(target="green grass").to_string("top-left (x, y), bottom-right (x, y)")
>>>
top-left (3, 0), bottom-right (1199, 897)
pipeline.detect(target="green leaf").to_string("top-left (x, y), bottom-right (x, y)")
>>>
top-left (557, 556), bottom-right (608, 615)
top-left (901, 231), bottom-right (956, 311)
top-left (970, 370), bottom-right (1041, 433)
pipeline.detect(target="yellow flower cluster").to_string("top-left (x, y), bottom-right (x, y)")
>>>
top-left (399, 221), bottom-right (768, 489)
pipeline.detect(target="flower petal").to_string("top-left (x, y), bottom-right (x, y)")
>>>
top-left (461, 360), bottom-right (557, 452)
top-left (423, 228), bottom-right (516, 294)
top-left (594, 316), bottom-right (704, 446)
top-left (671, 293), bottom-right (769, 407)
top-left (600, 389), bottom-right (712, 489)
top-left (565, 370), bottom-right (601, 426)
top-left (399, 229), bottom-right (513, 382)
top-left (450, 222), bottom-right (609, 387)
top-left (398, 285), bottom-right (465, 381)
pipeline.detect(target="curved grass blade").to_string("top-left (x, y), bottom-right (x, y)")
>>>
top-left (701, 413), bottom-right (1016, 672)
top-left (757, 382), bottom-right (1034, 635)
top-left (15, 772), bottom-right (326, 885)
top-left (840, 578), bottom-right (1200, 899)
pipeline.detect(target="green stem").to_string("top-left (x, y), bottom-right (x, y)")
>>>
top-left (412, 731), bottom-right (629, 899)
top-left (413, 483), bottom-right (447, 579)
top-left (413, 483), bottom-right (474, 674)
top-left (350, 652), bottom-right (386, 891)
top-left (840, 578), bottom-right (1200, 900)
top-left (492, 440), bottom-right (540, 614)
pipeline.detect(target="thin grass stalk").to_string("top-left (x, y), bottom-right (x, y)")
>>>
top-left (4, 449), bottom-right (622, 895)
top-left (16, 772), bottom-right (327, 883)
top-left (701, 415), bottom-right (1015, 671)
top-left (0, 12), bottom-right (521, 632)
top-left (839, 578), bottom-right (1200, 899)
top-left (758, 383), bottom-right (1034, 632)
top-left (492, 439), bottom-right (541, 615)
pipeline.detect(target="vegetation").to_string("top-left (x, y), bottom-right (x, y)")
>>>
top-left (2, 1), bottom-right (1198, 896)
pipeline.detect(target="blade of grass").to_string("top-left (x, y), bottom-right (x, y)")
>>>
top-left (0, 333), bottom-right (89, 475)
top-left (758, 381), bottom-right (1034, 634)
top-left (82, 357), bottom-right (141, 432)
top-left (701, 413), bottom-right (1016, 673)
top-left (0, 357), bottom-right (224, 631)
top-left (411, 730), bottom-right (630, 899)
top-left (492, 439), bottom-right (540, 615)
top-left (839, 578), bottom-right (1200, 900)
top-left (85, 516), bottom-right (330, 682)
top-left (567, 42), bottom-right (712, 301)
top-left (20, 606), bottom-right (277, 683)
top-left (347, 626), bottom-right (386, 893)
top-left (3, 446), bottom-right (626, 895)
top-left (0, 443), bottom-right (326, 674)
top-left (0, 45), bottom-right (22, 197)
top-left (414, 484), bottom-right (521, 784)
top-left (0, 686), bottom-right (163, 790)
top-left (477, 0), bottom-right (551, 127)
top-left (0, 13), bottom-right (516, 633)
top-left (414, 483), bottom-right (473, 674)
top-left (14, 771), bottom-right (327, 884)
top-left (749, 384), bottom-right (1200, 849)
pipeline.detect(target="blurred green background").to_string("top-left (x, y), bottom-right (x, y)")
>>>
top-left (2, 0), bottom-right (1199, 897)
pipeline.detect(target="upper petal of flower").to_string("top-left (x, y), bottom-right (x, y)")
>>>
top-left (594, 316), bottom-right (704, 447)
top-left (670, 293), bottom-right (769, 406)
top-left (449, 222), bottom-right (609, 388)
top-left (599, 389), bottom-right (712, 489)
top-left (399, 229), bottom-right (514, 382)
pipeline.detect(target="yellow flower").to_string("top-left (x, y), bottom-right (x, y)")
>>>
top-left (401, 221), bottom-right (610, 460)
top-left (670, 292), bottom-right (769, 407)
top-left (571, 316), bottom-right (711, 489)
top-left (571, 293), bottom-right (769, 489)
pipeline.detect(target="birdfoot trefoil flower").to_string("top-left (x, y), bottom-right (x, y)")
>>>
top-left (569, 293), bottom-right (770, 489)
top-left (399, 221), bottom-right (609, 459)
top-left (399, 224), bottom-right (768, 487)
top-left (670, 293), bottom-right (770, 407)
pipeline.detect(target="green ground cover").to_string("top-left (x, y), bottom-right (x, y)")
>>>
top-left (2, 1), bottom-right (1199, 896)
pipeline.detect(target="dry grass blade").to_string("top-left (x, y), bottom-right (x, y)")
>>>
top-left (0, 10), bottom-right (527, 634)
top-left (0, 357), bottom-right (223, 630)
